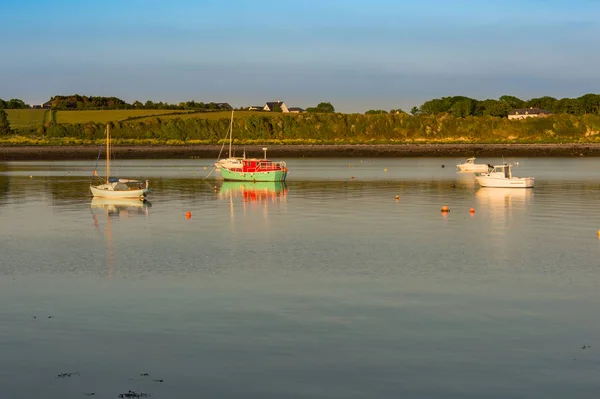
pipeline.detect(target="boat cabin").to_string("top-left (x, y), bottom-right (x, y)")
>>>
top-left (235, 159), bottom-right (286, 173)
top-left (490, 164), bottom-right (512, 179)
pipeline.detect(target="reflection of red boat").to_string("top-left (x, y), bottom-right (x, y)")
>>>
top-left (219, 181), bottom-right (287, 203)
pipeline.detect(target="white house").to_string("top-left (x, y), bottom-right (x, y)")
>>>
top-left (508, 107), bottom-right (551, 120)
top-left (263, 101), bottom-right (289, 113)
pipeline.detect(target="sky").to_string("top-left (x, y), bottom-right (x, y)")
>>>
top-left (1, 0), bottom-right (599, 113)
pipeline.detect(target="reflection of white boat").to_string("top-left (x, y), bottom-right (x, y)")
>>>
top-left (218, 181), bottom-right (287, 202)
top-left (475, 162), bottom-right (534, 188)
top-left (215, 111), bottom-right (245, 170)
top-left (476, 187), bottom-right (532, 204)
top-left (90, 124), bottom-right (151, 198)
top-left (90, 197), bottom-right (150, 216)
top-left (457, 157), bottom-right (491, 172)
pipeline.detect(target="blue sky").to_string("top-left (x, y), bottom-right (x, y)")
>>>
top-left (1, 0), bottom-right (599, 112)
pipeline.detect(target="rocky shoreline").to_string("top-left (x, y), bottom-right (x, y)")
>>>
top-left (2, 143), bottom-right (600, 160)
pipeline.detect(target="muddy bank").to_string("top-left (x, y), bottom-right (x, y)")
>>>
top-left (2, 143), bottom-right (600, 161)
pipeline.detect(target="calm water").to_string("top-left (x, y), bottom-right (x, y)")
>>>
top-left (1, 157), bottom-right (600, 399)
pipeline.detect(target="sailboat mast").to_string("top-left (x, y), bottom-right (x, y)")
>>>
top-left (228, 110), bottom-right (234, 157)
top-left (106, 124), bottom-right (110, 183)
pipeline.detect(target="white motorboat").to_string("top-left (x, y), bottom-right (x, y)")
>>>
top-left (90, 124), bottom-right (151, 199)
top-left (456, 157), bottom-right (492, 172)
top-left (475, 162), bottom-right (534, 188)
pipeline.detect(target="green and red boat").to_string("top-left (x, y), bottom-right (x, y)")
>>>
top-left (220, 157), bottom-right (288, 182)
top-left (219, 149), bottom-right (287, 182)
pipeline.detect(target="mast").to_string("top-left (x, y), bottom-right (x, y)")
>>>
top-left (106, 123), bottom-right (110, 183)
top-left (228, 110), bottom-right (234, 157)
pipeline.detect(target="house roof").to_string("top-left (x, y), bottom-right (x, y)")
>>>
top-left (265, 101), bottom-right (285, 110)
top-left (509, 107), bottom-right (551, 115)
top-left (215, 102), bottom-right (232, 109)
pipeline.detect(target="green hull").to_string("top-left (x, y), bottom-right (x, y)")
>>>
top-left (220, 168), bottom-right (287, 182)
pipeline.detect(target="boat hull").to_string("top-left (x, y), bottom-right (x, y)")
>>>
top-left (219, 167), bottom-right (287, 182)
top-left (475, 176), bottom-right (534, 188)
top-left (90, 185), bottom-right (150, 198)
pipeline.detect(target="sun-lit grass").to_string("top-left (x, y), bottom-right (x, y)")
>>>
top-left (54, 109), bottom-right (194, 124)
top-left (134, 110), bottom-right (289, 122)
top-left (5, 109), bottom-right (49, 128)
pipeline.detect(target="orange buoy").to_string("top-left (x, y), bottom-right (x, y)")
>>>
top-left (441, 205), bottom-right (450, 212)
top-left (185, 211), bottom-right (192, 219)
top-left (469, 207), bottom-right (475, 213)
top-left (395, 195), bottom-right (399, 201)
top-left (350, 176), bottom-right (355, 179)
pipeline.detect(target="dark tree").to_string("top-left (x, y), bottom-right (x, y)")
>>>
top-left (0, 110), bottom-right (12, 135)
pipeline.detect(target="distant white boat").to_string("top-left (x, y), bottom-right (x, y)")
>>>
top-left (475, 162), bottom-right (534, 188)
top-left (456, 157), bottom-right (491, 172)
top-left (90, 124), bottom-right (150, 199)
top-left (215, 110), bottom-right (245, 170)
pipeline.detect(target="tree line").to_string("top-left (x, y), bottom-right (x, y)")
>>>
top-left (0, 98), bottom-right (29, 109)
top-left (410, 94), bottom-right (600, 117)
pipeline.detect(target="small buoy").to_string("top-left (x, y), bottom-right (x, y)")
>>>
top-left (350, 176), bottom-right (355, 179)
top-left (348, 164), bottom-right (352, 167)
top-left (441, 165), bottom-right (445, 168)
top-left (469, 207), bottom-right (475, 213)
top-left (185, 211), bottom-right (192, 219)
top-left (384, 168), bottom-right (387, 172)
top-left (597, 230), bottom-right (600, 237)
top-left (204, 166), bottom-right (207, 170)
top-left (441, 205), bottom-right (450, 212)
top-left (29, 175), bottom-right (33, 178)
top-left (395, 196), bottom-right (399, 201)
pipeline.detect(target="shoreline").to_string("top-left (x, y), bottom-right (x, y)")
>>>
top-left (2, 143), bottom-right (600, 160)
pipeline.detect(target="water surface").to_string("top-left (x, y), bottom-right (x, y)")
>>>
top-left (1, 157), bottom-right (599, 398)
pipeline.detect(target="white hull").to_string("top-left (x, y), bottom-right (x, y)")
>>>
top-left (90, 185), bottom-right (150, 198)
top-left (475, 176), bottom-right (534, 188)
top-left (457, 164), bottom-right (490, 172)
top-left (215, 157), bottom-right (244, 170)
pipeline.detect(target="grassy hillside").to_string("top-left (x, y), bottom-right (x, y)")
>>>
top-left (54, 109), bottom-right (195, 124)
top-left (134, 110), bottom-right (283, 122)
top-left (5, 109), bottom-right (49, 128)
top-left (3, 110), bottom-right (600, 145)
top-left (1, 112), bottom-right (598, 145)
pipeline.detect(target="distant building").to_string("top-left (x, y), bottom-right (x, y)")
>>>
top-left (263, 101), bottom-right (289, 113)
top-left (31, 103), bottom-right (50, 109)
top-left (287, 107), bottom-right (305, 113)
top-left (508, 107), bottom-right (551, 120)
top-left (247, 105), bottom-right (265, 111)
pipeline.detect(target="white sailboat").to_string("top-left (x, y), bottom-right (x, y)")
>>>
top-left (90, 124), bottom-right (150, 199)
top-left (215, 110), bottom-right (245, 170)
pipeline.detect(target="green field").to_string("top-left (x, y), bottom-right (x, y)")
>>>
top-left (54, 109), bottom-right (195, 124)
top-left (133, 110), bottom-right (283, 122)
top-left (5, 109), bottom-right (49, 128)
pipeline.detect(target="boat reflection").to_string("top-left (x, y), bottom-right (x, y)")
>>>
top-left (218, 181), bottom-right (288, 203)
top-left (90, 198), bottom-right (150, 278)
top-left (90, 197), bottom-right (151, 218)
top-left (475, 187), bottom-right (532, 209)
